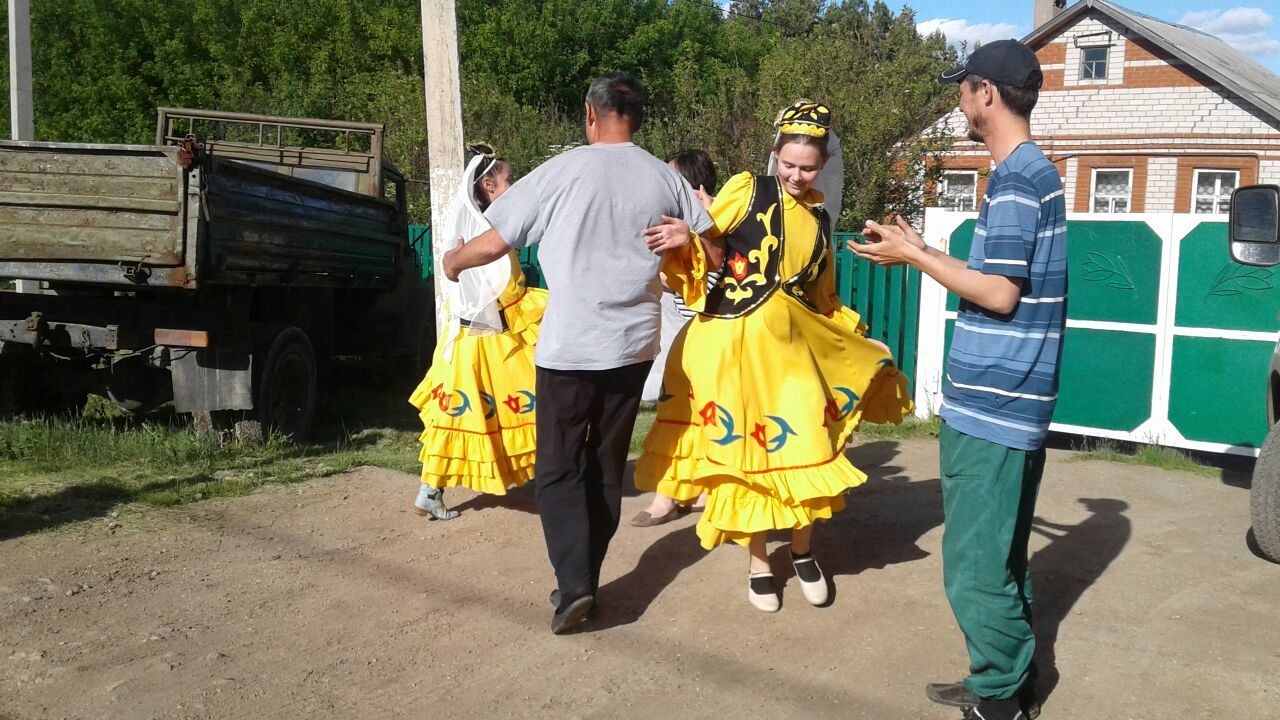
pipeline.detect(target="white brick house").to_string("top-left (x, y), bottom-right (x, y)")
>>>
top-left (930, 0), bottom-right (1280, 217)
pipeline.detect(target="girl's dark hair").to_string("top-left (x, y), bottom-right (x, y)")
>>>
top-left (772, 133), bottom-right (830, 161)
top-left (472, 158), bottom-right (509, 210)
top-left (665, 149), bottom-right (717, 192)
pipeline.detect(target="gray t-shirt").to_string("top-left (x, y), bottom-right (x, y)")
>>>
top-left (485, 142), bottom-right (713, 371)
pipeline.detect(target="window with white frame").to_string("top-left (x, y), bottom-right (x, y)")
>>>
top-left (1080, 47), bottom-right (1109, 81)
top-left (1090, 168), bottom-right (1132, 213)
top-left (1193, 170), bottom-right (1238, 214)
top-left (939, 171), bottom-right (978, 211)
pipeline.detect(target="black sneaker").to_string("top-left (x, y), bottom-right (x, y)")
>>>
top-left (926, 682), bottom-right (1040, 719)
top-left (550, 593), bottom-right (594, 635)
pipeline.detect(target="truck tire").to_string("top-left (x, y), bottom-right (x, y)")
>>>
top-left (252, 325), bottom-right (317, 443)
top-left (1251, 422), bottom-right (1280, 563)
top-left (189, 326), bottom-right (316, 444)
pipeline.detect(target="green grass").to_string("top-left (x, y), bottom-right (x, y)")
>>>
top-left (852, 415), bottom-right (941, 440)
top-left (1069, 439), bottom-right (1218, 477)
top-left (0, 360), bottom-right (425, 536)
top-left (630, 404), bottom-right (657, 455)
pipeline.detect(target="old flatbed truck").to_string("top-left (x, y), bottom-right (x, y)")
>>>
top-left (0, 108), bottom-right (433, 442)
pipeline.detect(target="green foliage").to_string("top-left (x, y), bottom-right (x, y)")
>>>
top-left (1, 0), bottom-right (955, 227)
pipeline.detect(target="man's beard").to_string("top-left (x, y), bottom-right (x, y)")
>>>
top-left (964, 109), bottom-right (985, 143)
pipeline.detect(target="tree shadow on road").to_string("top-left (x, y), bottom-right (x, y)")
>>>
top-left (1029, 497), bottom-right (1132, 709)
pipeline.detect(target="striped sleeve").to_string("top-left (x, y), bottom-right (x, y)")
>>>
top-left (976, 172), bottom-right (1041, 280)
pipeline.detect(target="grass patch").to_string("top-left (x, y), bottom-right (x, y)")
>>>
top-left (853, 415), bottom-right (941, 440)
top-left (0, 360), bottom-right (425, 536)
top-left (1069, 439), bottom-right (1218, 477)
top-left (630, 404), bottom-right (656, 455)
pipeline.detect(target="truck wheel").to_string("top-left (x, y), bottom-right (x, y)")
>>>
top-left (253, 325), bottom-right (317, 443)
top-left (1251, 422), bottom-right (1280, 563)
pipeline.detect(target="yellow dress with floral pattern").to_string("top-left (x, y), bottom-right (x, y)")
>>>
top-left (635, 172), bottom-right (914, 549)
top-left (408, 252), bottom-right (546, 494)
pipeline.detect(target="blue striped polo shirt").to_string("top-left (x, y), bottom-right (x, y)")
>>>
top-left (941, 141), bottom-right (1068, 451)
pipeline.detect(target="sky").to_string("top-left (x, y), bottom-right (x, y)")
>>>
top-left (906, 0), bottom-right (1280, 75)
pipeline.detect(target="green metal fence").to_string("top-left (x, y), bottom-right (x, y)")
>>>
top-left (832, 232), bottom-right (921, 392)
top-left (408, 225), bottom-right (920, 387)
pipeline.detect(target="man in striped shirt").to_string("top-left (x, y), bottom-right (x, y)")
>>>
top-left (850, 40), bottom-right (1065, 720)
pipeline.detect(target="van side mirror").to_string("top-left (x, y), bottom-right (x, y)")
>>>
top-left (1230, 185), bottom-right (1280, 267)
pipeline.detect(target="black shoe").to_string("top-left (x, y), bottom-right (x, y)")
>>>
top-left (926, 682), bottom-right (1040, 719)
top-left (550, 593), bottom-right (594, 635)
top-left (961, 698), bottom-right (1026, 720)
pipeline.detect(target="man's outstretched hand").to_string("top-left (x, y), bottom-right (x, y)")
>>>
top-left (847, 216), bottom-right (928, 267)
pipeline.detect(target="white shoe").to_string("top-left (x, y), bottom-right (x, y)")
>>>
top-left (790, 551), bottom-right (828, 606)
top-left (413, 485), bottom-right (459, 521)
top-left (747, 572), bottom-right (780, 613)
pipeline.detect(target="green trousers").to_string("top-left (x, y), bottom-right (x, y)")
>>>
top-left (939, 422), bottom-right (1045, 700)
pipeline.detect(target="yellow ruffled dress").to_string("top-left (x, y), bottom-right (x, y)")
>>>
top-left (635, 172), bottom-right (914, 549)
top-left (408, 252), bottom-right (546, 495)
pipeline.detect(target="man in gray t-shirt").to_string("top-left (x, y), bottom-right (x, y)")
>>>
top-left (441, 73), bottom-right (712, 635)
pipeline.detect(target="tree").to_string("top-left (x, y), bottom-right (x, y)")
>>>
top-left (1, 0), bottom-right (956, 226)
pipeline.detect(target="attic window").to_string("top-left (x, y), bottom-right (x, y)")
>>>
top-left (1081, 47), bottom-right (1109, 80)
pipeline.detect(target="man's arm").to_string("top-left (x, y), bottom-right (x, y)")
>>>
top-left (849, 217), bottom-right (1022, 315)
top-left (441, 227), bottom-right (510, 282)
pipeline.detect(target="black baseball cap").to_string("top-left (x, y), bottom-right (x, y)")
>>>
top-left (939, 39), bottom-right (1043, 90)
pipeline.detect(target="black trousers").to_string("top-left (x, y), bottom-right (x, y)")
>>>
top-left (534, 361), bottom-right (652, 606)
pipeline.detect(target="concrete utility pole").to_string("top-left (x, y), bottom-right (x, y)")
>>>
top-left (420, 0), bottom-right (465, 336)
top-left (9, 0), bottom-right (36, 294)
top-left (8, 0), bottom-right (33, 141)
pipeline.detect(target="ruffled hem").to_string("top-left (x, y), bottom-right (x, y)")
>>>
top-left (638, 412), bottom-right (868, 505)
top-left (633, 452), bottom-right (708, 501)
top-left (695, 482), bottom-right (847, 549)
top-left (419, 458), bottom-right (534, 496)
top-left (416, 421), bottom-right (536, 461)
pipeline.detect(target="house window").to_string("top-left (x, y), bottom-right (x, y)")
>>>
top-left (1081, 47), bottom-right (1109, 80)
top-left (1090, 168), bottom-right (1132, 213)
top-left (1193, 170), bottom-right (1238, 214)
top-left (939, 171), bottom-right (978, 211)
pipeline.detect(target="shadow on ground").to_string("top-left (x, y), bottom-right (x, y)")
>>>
top-left (1029, 497), bottom-right (1132, 707)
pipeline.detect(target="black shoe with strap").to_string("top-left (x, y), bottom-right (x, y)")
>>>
top-left (926, 682), bottom-right (1040, 720)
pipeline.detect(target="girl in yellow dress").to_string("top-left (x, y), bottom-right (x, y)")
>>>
top-left (636, 103), bottom-right (913, 611)
top-left (409, 144), bottom-right (546, 520)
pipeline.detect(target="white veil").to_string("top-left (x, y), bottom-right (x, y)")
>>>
top-left (440, 153), bottom-right (512, 361)
top-left (767, 128), bottom-right (844, 229)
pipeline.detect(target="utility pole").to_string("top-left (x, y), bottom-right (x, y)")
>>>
top-left (7, 0), bottom-right (33, 141)
top-left (9, 0), bottom-right (36, 293)
top-left (420, 0), bottom-right (465, 336)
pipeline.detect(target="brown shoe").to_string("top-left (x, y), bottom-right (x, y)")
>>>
top-left (629, 505), bottom-right (680, 527)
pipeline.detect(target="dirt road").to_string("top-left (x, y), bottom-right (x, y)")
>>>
top-left (2, 439), bottom-right (1277, 719)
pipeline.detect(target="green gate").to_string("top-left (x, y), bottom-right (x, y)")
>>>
top-left (916, 210), bottom-right (1277, 455)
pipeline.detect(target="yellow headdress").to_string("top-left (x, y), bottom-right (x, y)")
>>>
top-left (774, 100), bottom-right (831, 138)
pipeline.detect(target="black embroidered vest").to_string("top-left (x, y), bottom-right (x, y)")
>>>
top-left (701, 174), bottom-right (832, 319)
